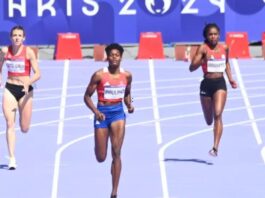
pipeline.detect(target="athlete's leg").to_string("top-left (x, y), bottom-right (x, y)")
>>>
top-left (109, 119), bottom-right (125, 197)
top-left (200, 96), bottom-right (214, 125)
top-left (212, 90), bottom-right (227, 151)
top-left (94, 127), bottom-right (109, 162)
top-left (18, 91), bottom-right (33, 133)
top-left (2, 89), bottom-right (18, 159)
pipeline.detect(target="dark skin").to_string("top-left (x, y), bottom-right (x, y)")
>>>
top-left (84, 48), bottom-right (134, 197)
top-left (189, 27), bottom-right (237, 155)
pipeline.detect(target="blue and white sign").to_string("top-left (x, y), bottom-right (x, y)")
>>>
top-left (0, 0), bottom-right (264, 45)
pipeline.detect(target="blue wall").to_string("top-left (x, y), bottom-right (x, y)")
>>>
top-left (0, 0), bottom-right (264, 45)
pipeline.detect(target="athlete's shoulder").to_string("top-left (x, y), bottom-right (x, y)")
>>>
top-left (0, 46), bottom-right (9, 54)
top-left (93, 67), bottom-right (106, 78)
top-left (25, 45), bottom-right (35, 57)
top-left (221, 43), bottom-right (228, 50)
top-left (89, 69), bottom-right (103, 84)
top-left (94, 68), bottom-right (103, 75)
top-left (120, 68), bottom-right (131, 76)
top-left (25, 45), bottom-right (32, 52)
top-left (123, 69), bottom-right (132, 82)
top-left (196, 43), bottom-right (207, 55)
top-left (125, 70), bottom-right (132, 77)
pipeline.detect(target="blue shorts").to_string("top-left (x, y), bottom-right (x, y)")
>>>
top-left (94, 102), bottom-right (126, 129)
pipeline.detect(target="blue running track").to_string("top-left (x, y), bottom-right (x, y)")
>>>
top-left (0, 58), bottom-right (265, 198)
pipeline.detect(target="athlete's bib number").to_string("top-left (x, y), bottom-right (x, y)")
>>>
top-left (6, 60), bottom-right (25, 73)
top-left (207, 60), bottom-right (226, 73)
top-left (104, 86), bottom-right (125, 99)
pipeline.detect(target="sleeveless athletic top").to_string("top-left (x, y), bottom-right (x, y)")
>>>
top-left (97, 67), bottom-right (128, 102)
top-left (5, 46), bottom-right (31, 77)
top-left (201, 44), bottom-right (226, 74)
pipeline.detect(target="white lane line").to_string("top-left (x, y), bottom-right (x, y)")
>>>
top-left (159, 116), bottom-right (265, 198)
top-left (50, 114), bottom-right (265, 198)
top-left (0, 115), bottom-right (94, 136)
top-left (0, 103), bottom-right (261, 198)
top-left (149, 59), bottom-right (162, 144)
top-left (261, 146), bottom-right (265, 164)
top-left (3, 91), bottom-right (265, 118)
top-left (2, 101), bottom-right (265, 136)
top-left (51, 113), bottom-right (184, 198)
top-left (2, 77), bottom-right (263, 102)
top-left (0, 92), bottom-right (264, 118)
top-left (51, 133), bottom-right (94, 198)
top-left (232, 59), bottom-right (263, 145)
top-left (57, 60), bottom-right (70, 145)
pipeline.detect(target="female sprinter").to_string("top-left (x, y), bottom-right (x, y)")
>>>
top-left (189, 23), bottom-right (237, 157)
top-left (84, 43), bottom-right (134, 198)
top-left (0, 25), bottom-right (41, 169)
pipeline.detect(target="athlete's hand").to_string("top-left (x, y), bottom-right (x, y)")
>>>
top-left (0, 77), bottom-right (3, 88)
top-left (127, 104), bottom-right (134, 114)
top-left (23, 85), bottom-right (29, 94)
top-left (95, 111), bottom-right (105, 121)
top-left (22, 79), bottom-right (31, 94)
top-left (230, 80), bottom-right (237, 89)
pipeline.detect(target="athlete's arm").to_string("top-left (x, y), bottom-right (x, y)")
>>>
top-left (84, 71), bottom-right (105, 121)
top-left (0, 47), bottom-right (8, 87)
top-left (0, 49), bottom-right (3, 86)
top-left (124, 71), bottom-right (134, 113)
top-left (224, 45), bottom-right (237, 89)
top-left (189, 44), bottom-right (206, 72)
top-left (27, 46), bottom-right (41, 85)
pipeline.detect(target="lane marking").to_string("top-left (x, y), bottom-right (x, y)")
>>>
top-left (159, 116), bottom-right (265, 198)
top-left (233, 59), bottom-right (263, 145)
top-left (57, 60), bottom-right (70, 145)
top-left (261, 146), bottom-right (265, 164)
top-left (2, 102), bottom-right (265, 136)
top-left (2, 91), bottom-right (265, 119)
top-left (51, 115), bottom-right (265, 198)
top-left (2, 76), bottom-right (264, 102)
top-left (51, 114), bottom-right (195, 198)
top-left (149, 59), bottom-right (162, 144)
top-left (3, 91), bottom-right (265, 118)
top-left (51, 134), bottom-right (94, 198)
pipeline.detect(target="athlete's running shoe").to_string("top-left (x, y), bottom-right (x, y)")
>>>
top-left (8, 157), bottom-right (17, 170)
top-left (209, 148), bottom-right (218, 157)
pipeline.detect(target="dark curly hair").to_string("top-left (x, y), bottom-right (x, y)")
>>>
top-left (105, 43), bottom-right (124, 56)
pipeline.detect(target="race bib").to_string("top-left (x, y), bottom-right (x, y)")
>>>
top-left (104, 86), bottom-right (126, 99)
top-left (207, 59), bottom-right (226, 73)
top-left (6, 60), bottom-right (25, 73)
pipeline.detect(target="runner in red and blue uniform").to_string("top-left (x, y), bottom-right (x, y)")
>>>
top-left (189, 23), bottom-right (237, 157)
top-left (84, 43), bottom-right (134, 198)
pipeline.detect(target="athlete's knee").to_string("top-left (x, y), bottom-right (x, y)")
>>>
top-left (206, 119), bottom-right (213, 126)
top-left (20, 123), bottom-right (30, 133)
top-left (112, 147), bottom-right (121, 159)
top-left (205, 115), bottom-right (213, 125)
top-left (6, 120), bottom-right (15, 130)
top-left (95, 150), bottom-right (107, 162)
top-left (214, 112), bottom-right (222, 121)
top-left (96, 155), bottom-right (106, 163)
top-left (19, 118), bottom-right (30, 133)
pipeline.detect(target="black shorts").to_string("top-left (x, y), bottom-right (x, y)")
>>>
top-left (200, 77), bottom-right (227, 98)
top-left (5, 82), bottom-right (34, 102)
